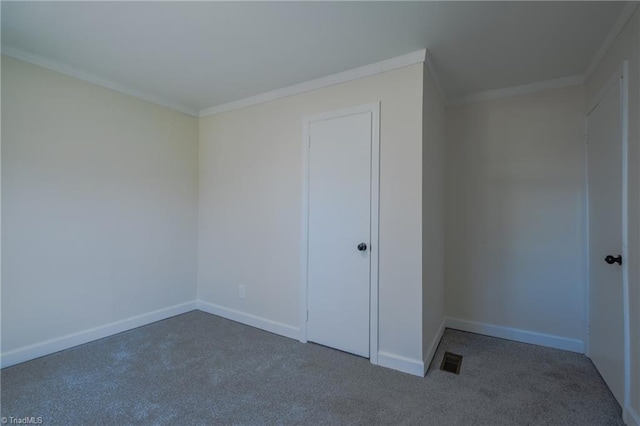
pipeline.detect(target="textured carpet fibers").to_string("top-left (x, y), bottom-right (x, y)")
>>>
top-left (1, 311), bottom-right (623, 425)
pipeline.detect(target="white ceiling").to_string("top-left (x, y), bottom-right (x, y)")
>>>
top-left (1, 1), bottom-right (628, 114)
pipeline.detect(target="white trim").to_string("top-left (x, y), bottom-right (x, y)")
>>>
top-left (1, 46), bottom-right (199, 117)
top-left (378, 351), bottom-right (425, 377)
top-left (583, 115), bottom-right (591, 357)
top-left (424, 50), bottom-right (446, 103)
top-left (423, 318), bottom-right (446, 375)
top-left (300, 102), bottom-right (381, 366)
top-left (196, 300), bottom-right (300, 340)
top-left (0, 301), bottom-right (197, 368)
top-left (448, 74), bottom-right (584, 106)
top-left (620, 61), bottom-right (631, 419)
top-left (584, 2), bottom-right (639, 81)
top-left (444, 317), bottom-right (584, 353)
top-left (199, 50), bottom-right (425, 117)
top-left (625, 405), bottom-right (640, 426)
top-left (369, 103), bottom-right (381, 366)
top-left (300, 118), bottom-right (311, 344)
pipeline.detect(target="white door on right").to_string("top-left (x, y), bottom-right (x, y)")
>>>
top-left (587, 75), bottom-right (624, 407)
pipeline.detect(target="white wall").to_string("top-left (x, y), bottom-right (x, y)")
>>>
top-left (585, 8), bottom-right (640, 421)
top-left (198, 64), bottom-right (425, 370)
top-left (2, 44), bottom-right (617, 387)
top-left (422, 64), bottom-right (446, 369)
top-left (445, 85), bottom-right (586, 344)
top-left (1, 56), bottom-right (199, 361)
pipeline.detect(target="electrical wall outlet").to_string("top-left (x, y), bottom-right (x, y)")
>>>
top-left (238, 285), bottom-right (245, 299)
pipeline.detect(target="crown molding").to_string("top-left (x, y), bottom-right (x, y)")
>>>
top-left (1, 45), bottom-right (199, 117)
top-left (444, 3), bottom-right (638, 107)
top-left (424, 50), bottom-right (446, 102)
top-left (584, 2), bottom-right (639, 81)
top-left (199, 49), bottom-right (426, 117)
top-left (447, 74), bottom-right (585, 106)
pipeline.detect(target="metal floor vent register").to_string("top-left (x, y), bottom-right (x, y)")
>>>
top-left (440, 352), bottom-right (463, 374)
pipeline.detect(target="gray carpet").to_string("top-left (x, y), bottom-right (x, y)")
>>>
top-left (1, 310), bottom-right (623, 425)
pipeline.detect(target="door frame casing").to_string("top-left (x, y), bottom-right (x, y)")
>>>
top-left (585, 61), bottom-right (630, 417)
top-left (299, 102), bottom-right (380, 366)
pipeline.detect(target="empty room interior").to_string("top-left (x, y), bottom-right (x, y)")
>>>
top-left (2, 1), bottom-right (640, 424)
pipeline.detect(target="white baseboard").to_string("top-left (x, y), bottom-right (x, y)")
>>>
top-left (378, 351), bottom-right (424, 377)
top-left (423, 318), bottom-right (446, 375)
top-left (625, 405), bottom-right (640, 426)
top-left (445, 317), bottom-right (584, 353)
top-left (1, 301), bottom-right (197, 368)
top-left (196, 301), bottom-right (428, 378)
top-left (196, 300), bottom-right (300, 340)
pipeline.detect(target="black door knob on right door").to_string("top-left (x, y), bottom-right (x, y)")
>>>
top-left (604, 255), bottom-right (622, 265)
top-left (357, 243), bottom-right (367, 251)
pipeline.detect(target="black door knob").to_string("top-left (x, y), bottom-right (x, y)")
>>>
top-left (604, 255), bottom-right (622, 265)
top-left (357, 243), bottom-right (367, 251)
